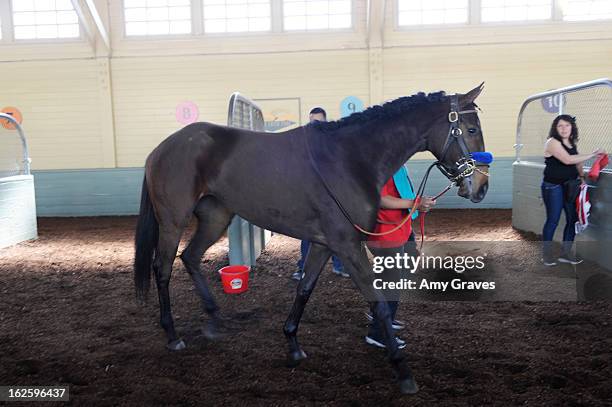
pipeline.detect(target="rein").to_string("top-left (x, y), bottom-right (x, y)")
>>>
top-left (304, 94), bottom-right (490, 239)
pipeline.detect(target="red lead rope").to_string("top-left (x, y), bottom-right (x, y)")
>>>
top-left (415, 182), bottom-right (455, 250)
top-left (419, 213), bottom-right (426, 252)
top-left (354, 196), bottom-right (422, 237)
top-left (355, 181), bottom-right (454, 251)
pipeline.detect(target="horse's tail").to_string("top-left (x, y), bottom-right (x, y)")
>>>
top-left (134, 175), bottom-right (159, 300)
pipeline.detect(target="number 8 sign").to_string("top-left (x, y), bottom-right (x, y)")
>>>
top-left (176, 101), bottom-right (199, 125)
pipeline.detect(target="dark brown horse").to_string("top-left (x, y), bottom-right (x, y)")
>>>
top-left (134, 84), bottom-right (488, 394)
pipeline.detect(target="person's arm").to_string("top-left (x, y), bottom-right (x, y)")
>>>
top-left (545, 138), bottom-right (602, 165)
top-left (380, 195), bottom-right (436, 211)
top-left (577, 162), bottom-right (585, 180)
top-left (380, 195), bottom-right (413, 209)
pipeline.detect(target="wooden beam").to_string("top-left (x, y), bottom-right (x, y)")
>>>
top-left (367, 0), bottom-right (386, 105)
top-left (70, 0), bottom-right (95, 50)
top-left (83, 0), bottom-right (111, 55)
top-left (367, 0), bottom-right (386, 48)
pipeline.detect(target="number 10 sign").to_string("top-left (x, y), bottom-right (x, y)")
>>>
top-left (541, 93), bottom-right (567, 114)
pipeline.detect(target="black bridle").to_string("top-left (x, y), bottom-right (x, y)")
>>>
top-left (435, 93), bottom-right (481, 184)
top-left (414, 94), bottom-right (489, 202)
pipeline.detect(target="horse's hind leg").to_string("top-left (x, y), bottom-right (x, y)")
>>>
top-left (153, 225), bottom-right (185, 351)
top-left (284, 242), bottom-right (331, 366)
top-left (180, 196), bottom-right (233, 336)
top-left (338, 244), bottom-right (419, 394)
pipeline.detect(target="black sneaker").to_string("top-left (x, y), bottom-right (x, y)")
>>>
top-left (542, 258), bottom-right (557, 266)
top-left (291, 271), bottom-right (304, 281)
top-left (365, 335), bottom-right (406, 349)
top-left (558, 254), bottom-right (583, 265)
top-left (364, 312), bottom-right (406, 330)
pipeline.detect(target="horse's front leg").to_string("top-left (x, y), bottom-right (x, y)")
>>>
top-left (338, 244), bottom-right (419, 395)
top-left (284, 242), bottom-right (331, 366)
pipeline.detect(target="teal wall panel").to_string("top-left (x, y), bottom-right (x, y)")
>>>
top-left (33, 168), bottom-right (144, 216)
top-left (407, 157), bottom-right (513, 209)
top-left (32, 158), bottom-right (514, 217)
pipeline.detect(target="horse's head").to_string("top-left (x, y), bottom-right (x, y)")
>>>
top-left (427, 83), bottom-right (489, 203)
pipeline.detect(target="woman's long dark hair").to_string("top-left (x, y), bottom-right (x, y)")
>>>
top-left (548, 114), bottom-right (579, 146)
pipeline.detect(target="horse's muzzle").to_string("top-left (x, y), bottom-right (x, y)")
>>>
top-left (458, 177), bottom-right (488, 203)
top-left (471, 181), bottom-right (488, 203)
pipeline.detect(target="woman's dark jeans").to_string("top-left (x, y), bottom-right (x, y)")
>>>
top-left (541, 180), bottom-right (578, 260)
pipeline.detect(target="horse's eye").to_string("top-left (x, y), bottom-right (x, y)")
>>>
top-left (468, 128), bottom-right (478, 134)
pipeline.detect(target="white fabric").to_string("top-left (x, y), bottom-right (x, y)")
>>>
top-left (575, 184), bottom-right (591, 234)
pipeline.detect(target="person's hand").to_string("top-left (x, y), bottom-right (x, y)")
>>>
top-left (418, 196), bottom-right (436, 212)
top-left (592, 148), bottom-right (607, 156)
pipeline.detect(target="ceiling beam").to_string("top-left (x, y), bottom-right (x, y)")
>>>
top-left (70, 0), bottom-right (95, 49)
top-left (83, 0), bottom-right (111, 55)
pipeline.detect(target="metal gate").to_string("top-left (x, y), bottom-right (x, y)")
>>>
top-left (226, 92), bottom-right (272, 266)
top-left (512, 78), bottom-right (612, 270)
top-left (0, 112), bottom-right (37, 248)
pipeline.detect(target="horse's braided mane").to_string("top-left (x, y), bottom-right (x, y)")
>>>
top-left (310, 91), bottom-right (448, 132)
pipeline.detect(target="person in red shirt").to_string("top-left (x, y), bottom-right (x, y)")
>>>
top-left (365, 174), bottom-right (435, 349)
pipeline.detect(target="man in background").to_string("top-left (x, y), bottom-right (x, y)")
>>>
top-left (292, 107), bottom-right (349, 280)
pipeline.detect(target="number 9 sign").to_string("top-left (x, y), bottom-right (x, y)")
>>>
top-left (176, 101), bottom-right (199, 125)
top-left (340, 96), bottom-right (365, 118)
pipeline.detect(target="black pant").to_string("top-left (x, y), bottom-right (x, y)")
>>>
top-left (366, 233), bottom-right (417, 339)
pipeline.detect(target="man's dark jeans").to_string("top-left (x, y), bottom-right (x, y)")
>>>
top-left (297, 240), bottom-right (344, 272)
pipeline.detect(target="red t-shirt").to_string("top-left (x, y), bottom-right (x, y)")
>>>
top-left (368, 178), bottom-right (413, 246)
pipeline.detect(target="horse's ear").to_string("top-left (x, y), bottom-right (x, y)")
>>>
top-left (461, 82), bottom-right (484, 107)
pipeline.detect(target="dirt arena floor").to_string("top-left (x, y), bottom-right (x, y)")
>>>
top-left (1, 209), bottom-right (611, 406)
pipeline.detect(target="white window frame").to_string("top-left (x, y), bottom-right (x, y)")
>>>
top-left (479, 0), bottom-right (554, 25)
top-left (0, 0), bottom-right (11, 41)
top-left (200, 0), bottom-right (273, 36)
top-left (560, 0), bottom-right (612, 22)
top-left (280, 0), bottom-right (355, 33)
top-left (394, 0), bottom-right (612, 31)
top-left (6, 0), bottom-right (84, 43)
top-left (121, 0), bottom-right (195, 39)
top-left (121, 0), bottom-right (356, 39)
top-left (121, 0), bottom-right (286, 39)
top-left (394, 0), bottom-right (471, 30)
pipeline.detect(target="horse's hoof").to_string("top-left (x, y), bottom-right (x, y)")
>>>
top-left (166, 339), bottom-right (186, 351)
top-left (399, 377), bottom-right (419, 394)
top-left (286, 349), bottom-right (307, 367)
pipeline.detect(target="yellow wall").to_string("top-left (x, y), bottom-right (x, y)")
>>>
top-left (0, 0), bottom-right (611, 169)
top-left (111, 50), bottom-right (370, 166)
top-left (0, 58), bottom-right (114, 169)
